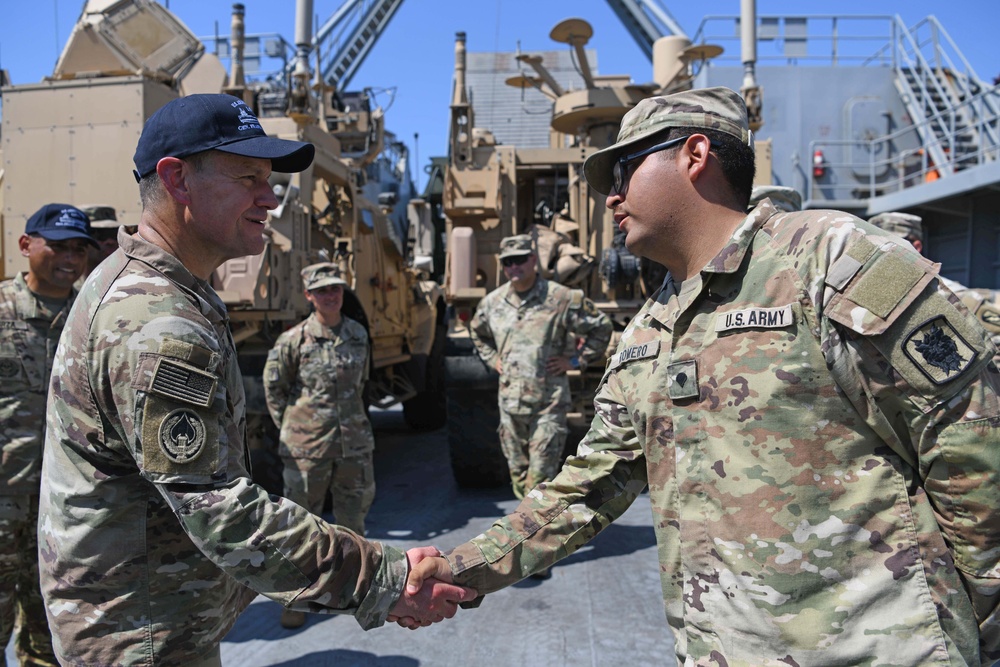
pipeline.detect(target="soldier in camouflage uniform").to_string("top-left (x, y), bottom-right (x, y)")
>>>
top-left (264, 262), bottom-right (376, 628)
top-left (470, 235), bottom-right (612, 501)
top-left (747, 184), bottom-right (801, 213)
top-left (0, 204), bottom-right (96, 667)
top-left (36, 94), bottom-right (473, 666)
top-left (870, 210), bottom-right (1000, 362)
top-left (406, 88), bottom-right (1000, 665)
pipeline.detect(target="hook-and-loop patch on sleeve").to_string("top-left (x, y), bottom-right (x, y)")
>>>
top-left (131, 339), bottom-right (222, 477)
top-left (825, 237), bottom-right (989, 402)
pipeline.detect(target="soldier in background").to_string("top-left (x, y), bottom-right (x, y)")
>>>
top-left (264, 262), bottom-right (376, 629)
top-left (470, 234), bottom-right (612, 510)
top-left (870, 211), bottom-right (1000, 359)
top-left (747, 183), bottom-right (801, 212)
top-left (406, 87), bottom-right (1000, 664)
top-left (0, 203), bottom-right (96, 666)
top-left (37, 94), bottom-right (473, 665)
top-left (78, 205), bottom-right (126, 279)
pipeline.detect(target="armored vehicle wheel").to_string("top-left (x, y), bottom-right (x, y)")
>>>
top-left (446, 385), bottom-right (508, 488)
top-left (444, 341), bottom-right (507, 487)
top-left (403, 322), bottom-right (447, 431)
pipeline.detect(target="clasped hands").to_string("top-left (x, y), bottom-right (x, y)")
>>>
top-left (387, 546), bottom-right (470, 630)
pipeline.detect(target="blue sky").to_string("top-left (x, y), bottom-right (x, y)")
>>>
top-left (2, 1), bottom-right (997, 191)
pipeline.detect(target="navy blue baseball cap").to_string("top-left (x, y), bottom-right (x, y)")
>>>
top-left (132, 94), bottom-right (316, 182)
top-left (25, 204), bottom-right (98, 247)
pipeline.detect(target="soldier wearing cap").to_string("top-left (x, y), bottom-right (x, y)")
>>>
top-left (0, 203), bottom-right (97, 666)
top-left (470, 234), bottom-right (611, 507)
top-left (870, 211), bottom-right (1000, 362)
top-left (76, 205), bottom-right (127, 281)
top-left (263, 262), bottom-right (376, 628)
top-left (403, 87), bottom-right (1000, 664)
top-left (747, 184), bottom-right (802, 213)
top-left (37, 94), bottom-right (473, 665)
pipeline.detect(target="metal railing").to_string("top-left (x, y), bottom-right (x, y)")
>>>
top-left (805, 87), bottom-right (1000, 203)
top-left (692, 13), bottom-right (1000, 206)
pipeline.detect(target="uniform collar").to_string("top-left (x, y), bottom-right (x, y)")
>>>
top-left (13, 272), bottom-right (75, 322)
top-left (646, 200), bottom-right (780, 329)
top-left (503, 276), bottom-right (546, 307)
top-left (118, 228), bottom-right (228, 323)
top-left (305, 312), bottom-right (361, 341)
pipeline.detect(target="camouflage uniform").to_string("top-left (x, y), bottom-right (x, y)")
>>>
top-left (38, 231), bottom-right (407, 665)
top-left (264, 313), bottom-right (375, 535)
top-left (0, 273), bottom-right (64, 666)
top-left (870, 211), bottom-right (1000, 363)
top-left (470, 275), bottom-right (611, 497)
top-left (446, 201), bottom-right (1000, 665)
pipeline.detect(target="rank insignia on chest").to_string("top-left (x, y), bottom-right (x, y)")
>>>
top-left (667, 359), bottom-right (699, 400)
top-left (903, 316), bottom-right (977, 384)
top-left (715, 304), bottom-right (794, 332)
top-left (159, 408), bottom-right (207, 463)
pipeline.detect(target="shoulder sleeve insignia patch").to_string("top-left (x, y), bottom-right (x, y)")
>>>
top-left (0, 357), bottom-right (22, 378)
top-left (149, 358), bottom-right (218, 408)
top-left (903, 316), bottom-right (978, 384)
top-left (158, 409), bottom-right (208, 464)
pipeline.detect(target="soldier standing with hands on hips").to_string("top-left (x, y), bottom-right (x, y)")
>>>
top-left (470, 234), bottom-right (612, 509)
top-left (0, 203), bottom-right (97, 666)
top-left (37, 93), bottom-right (474, 666)
top-left (405, 87), bottom-right (1000, 665)
top-left (264, 262), bottom-right (378, 629)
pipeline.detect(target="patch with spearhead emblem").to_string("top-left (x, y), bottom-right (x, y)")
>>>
top-left (903, 316), bottom-right (977, 384)
top-left (158, 409), bottom-right (207, 464)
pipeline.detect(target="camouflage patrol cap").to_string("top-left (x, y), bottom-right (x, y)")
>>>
top-left (80, 205), bottom-right (121, 229)
top-left (499, 234), bottom-right (534, 259)
top-left (301, 262), bottom-right (347, 291)
top-left (584, 87), bottom-right (753, 195)
top-left (748, 185), bottom-right (802, 213)
top-left (868, 212), bottom-right (923, 240)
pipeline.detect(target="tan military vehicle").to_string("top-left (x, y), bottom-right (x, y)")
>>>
top-left (441, 18), bottom-right (764, 486)
top-left (0, 0), bottom-right (444, 490)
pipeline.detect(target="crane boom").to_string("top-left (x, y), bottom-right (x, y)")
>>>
top-left (603, 0), bottom-right (687, 59)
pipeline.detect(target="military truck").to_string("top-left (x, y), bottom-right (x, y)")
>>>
top-left (441, 5), bottom-right (1000, 487)
top-left (0, 0), bottom-right (445, 490)
top-left (440, 19), bottom-right (738, 486)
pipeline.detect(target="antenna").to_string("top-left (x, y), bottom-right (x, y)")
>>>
top-left (549, 18), bottom-right (595, 89)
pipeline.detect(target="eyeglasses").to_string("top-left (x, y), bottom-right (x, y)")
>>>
top-left (501, 255), bottom-right (532, 268)
top-left (612, 135), bottom-right (691, 195)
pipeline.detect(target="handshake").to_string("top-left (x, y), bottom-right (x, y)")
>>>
top-left (387, 546), bottom-right (474, 629)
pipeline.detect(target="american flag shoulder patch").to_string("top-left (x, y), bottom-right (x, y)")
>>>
top-left (149, 358), bottom-right (218, 408)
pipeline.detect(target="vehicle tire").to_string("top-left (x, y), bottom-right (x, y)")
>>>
top-left (444, 342), bottom-right (508, 488)
top-left (446, 384), bottom-right (508, 488)
top-left (402, 323), bottom-right (447, 431)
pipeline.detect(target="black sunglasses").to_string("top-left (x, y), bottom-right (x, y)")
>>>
top-left (612, 135), bottom-right (691, 194)
top-left (501, 255), bottom-right (532, 268)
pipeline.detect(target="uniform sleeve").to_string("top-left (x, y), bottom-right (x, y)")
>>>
top-left (158, 478), bottom-right (408, 629)
top-left (444, 369), bottom-right (647, 595)
top-left (119, 313), bottom-right (406, 629)
top-left (567, 291), bottom-right (613, 370)
top-left (263, 334), bottom-right (294, 428)
top-left (469, 300), bottom-right (499, 369)
top-left (821, 235), bottom-right (1000, 654)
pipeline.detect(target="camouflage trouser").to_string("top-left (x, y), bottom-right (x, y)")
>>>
top-left (0, 494), bottom-right (57, 667)
top-left (282, 453), bottom-right (375, 536)
top-left (498, 408), bottom-right (567, 499)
